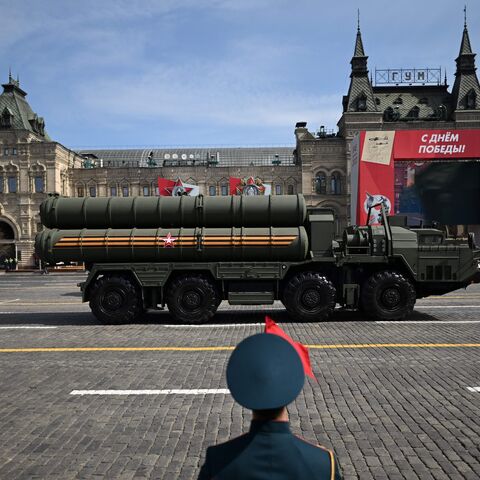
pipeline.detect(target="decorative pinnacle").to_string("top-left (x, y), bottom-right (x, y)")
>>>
top-left (464, 4), bottom-right (467, 28)
top-left (357, 8), bottom-right (360, 32)
top-left (8, 67), bottom-right (12, 83)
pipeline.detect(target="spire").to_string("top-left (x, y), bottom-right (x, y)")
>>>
top-left (459, 23), bottom-right (473, 55)
top-left (354, 10), bottom-right (365, 57)
top-left (451, 9), bottom-right (480, 111)
top-left (344, 14), bottom-right (376, 113)
top-left (455, 8), bottom-right (476, 72)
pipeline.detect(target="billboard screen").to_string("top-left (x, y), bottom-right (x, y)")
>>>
top-left (395, 161), bottom-right (480, 225)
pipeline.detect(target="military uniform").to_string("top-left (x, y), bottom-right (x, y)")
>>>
top-left (198, 333), bottom-right (343, 479)
top-left (198, 419), bottom-right (341, 479)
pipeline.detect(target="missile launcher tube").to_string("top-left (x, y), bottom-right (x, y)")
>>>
top-left (35, 226), bottom-right (309, 264)
top-left (39, 194), bottom-right (307, 229)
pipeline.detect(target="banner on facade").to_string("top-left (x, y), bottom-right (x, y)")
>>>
top-left (351, 128), bottom-right (480, 225)
top-left (157, 178), bottom-right (199, 196)
top-left (352, 131), bottom-right (395, 225)
top-left (229, 176), bottom-right (271, 196)
top-left (393, 129), bottom-right (480, 160)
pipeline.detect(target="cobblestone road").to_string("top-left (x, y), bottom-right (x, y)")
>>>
top-left (0, 272), bottom-right (479, 479)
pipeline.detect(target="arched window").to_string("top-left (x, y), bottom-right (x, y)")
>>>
top-left (409, 106), bottom-right (419, 119)
top-left (315, 173), bottom-right (327, 194)
top-left (109, 184), bottom-right (117, 197)
top-left (356, 93), bottom-right (367, 112)
top-left (331, 172), bottom-right (342, 195)
top-left (122, 184), bottom-right (129, 197)
top-left (5, 164), bottom-right (19, 193)
top-left (466, 89), bottom-right (477, 109)
top-left (89, 184), bottom-right (97, 197)
top-left (287, 184), bottom-right (294, 195)
top-left (142, 185), bottom-right (150, 196)
top-left (76, 183), bottom-right (85, 197)
top-left (209, 185), bottom-right (216, 196)
top-left (29, 164), bottom-right (46, 193)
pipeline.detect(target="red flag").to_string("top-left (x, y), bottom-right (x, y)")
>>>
top-left (265, 316), bottom-right (315, 380)
top-left (229, 176), bottom-right (242, 195)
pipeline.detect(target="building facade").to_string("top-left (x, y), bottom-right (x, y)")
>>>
top-left (1, 20), bottom-right (479, 268)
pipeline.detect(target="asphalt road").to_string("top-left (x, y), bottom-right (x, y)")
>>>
top-left (0, 272), bottom-right (479, 479)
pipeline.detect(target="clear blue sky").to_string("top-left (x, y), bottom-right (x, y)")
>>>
top-left (0, 0), bottom-right (478, 148)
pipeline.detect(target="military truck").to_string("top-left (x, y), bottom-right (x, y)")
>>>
top-left (35, 194), bottom-right (480, 324)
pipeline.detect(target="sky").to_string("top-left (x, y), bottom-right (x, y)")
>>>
top-left (0, 0), bottom-right (478, 149)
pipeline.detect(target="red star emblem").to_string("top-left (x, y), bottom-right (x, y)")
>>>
top-left (165, 178), bottom-right (193, 196)
top-left (161, 232), bottom-right (177, 247)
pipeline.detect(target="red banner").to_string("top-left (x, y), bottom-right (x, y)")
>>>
top-left (351, 129), bottom-right (480, 224)
top-left (353, 132), bottom-right (395, 225)
top-left (393, 129), bottom-right (480, 160)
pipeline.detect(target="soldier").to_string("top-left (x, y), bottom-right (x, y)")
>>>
top-left (198, 333), bottom-right (342, 479)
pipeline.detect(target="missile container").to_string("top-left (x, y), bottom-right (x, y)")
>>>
top-left (35, 194), bottom-right (480, 325)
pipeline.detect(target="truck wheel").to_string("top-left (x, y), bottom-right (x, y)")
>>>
top-left (166, 275), bottom-right (219, 324)
top-left (361, 271), bottom-right (415, 320)
top-left (283, 272), bottom-right (336, 322)
top-left (89, 275), bottom-right (143, 324)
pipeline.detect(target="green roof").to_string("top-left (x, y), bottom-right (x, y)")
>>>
top-left (0, 75), bottom-right (51, 140)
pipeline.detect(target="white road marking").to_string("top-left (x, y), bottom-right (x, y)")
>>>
top-left (0, 299), bottom-right (19, 305)
top-left (415, 305), bottom-right (480, 309)
top-left (70, 389), bottom-right (231, 396)
top-left (376, 320), bottom-right (480, 324)
top-left (0, 326), bottom-right (57, 329)
top-left (467, 387), bottom-right (480, 392)
top-left (162, 323), bottom-right (261, 328)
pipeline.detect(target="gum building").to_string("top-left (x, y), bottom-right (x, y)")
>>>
top-left (1, 20), bottom-right (479, 268)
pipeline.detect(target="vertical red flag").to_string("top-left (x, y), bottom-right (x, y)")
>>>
top-left (229, 177), bottom-right (242, 195)
top-left (265, 316), bottom-right (315, 380)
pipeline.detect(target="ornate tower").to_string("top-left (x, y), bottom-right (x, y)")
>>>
top-left (451, 13), bottom-right (480, 125)
top-left (342, 22), bottom-right (377, 113)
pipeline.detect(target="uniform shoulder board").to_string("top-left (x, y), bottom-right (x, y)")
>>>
top-left (294, 436), bottom-right (337, 480)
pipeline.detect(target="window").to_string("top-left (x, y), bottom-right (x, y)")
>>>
top-left (275, 184), bottom-right (283, 195)
top-left (7, 176), bottom-right (17, 193)
top-left (89, 186), bottom-right (97, 197)
top-left (356, 93), bottom-right (367, 111)
top-left (34, 176), bottom-right (44, 193)
top-left (287, 184), bottom-right (294, 195)
top-left (77, 186), bottom-right (84, 197)
top-left (466, 89), bottom-right (477, 109)
top-left (143, 186), bottom-right (150, 196)
top-left (110, 186), bottom-right (117, 197)
top-left (315, 173), bottom-right (326, 194)
top-left (12, 148), bottom-right (17, 155)
top-left (221, 185), bottom-right (228, 196)
top-left (122, 185), bottom-right (129, 197)
top-left (331, 173), bottom-right (341, 195)
top-left (409, 106), bottom-right (419, 119)
top-left (154, 186), bottom-right (159, 196)
top-left (209, 186), bottom-right (216, 196)
top-left (3, 148), bottom-right (9, 156)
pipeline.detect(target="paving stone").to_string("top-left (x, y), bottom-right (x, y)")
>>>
top-left (0, 274), bottom-right (479, 478)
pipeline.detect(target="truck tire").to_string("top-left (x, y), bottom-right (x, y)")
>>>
top-left (89, 275), bottom-right (143, 324)
top-left (166, 274), bottom-right (219, 324)
top-left (283, 272), bottom-right (336, 322)
top-left (361, 271), bottom-right (415, 320)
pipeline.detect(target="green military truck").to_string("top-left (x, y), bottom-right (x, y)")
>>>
top-left (35, 193), bottom-right (480, 324)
